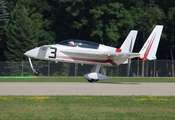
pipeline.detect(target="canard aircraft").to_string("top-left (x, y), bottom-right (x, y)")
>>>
top-left (24, 25), bottom-right (163, 82)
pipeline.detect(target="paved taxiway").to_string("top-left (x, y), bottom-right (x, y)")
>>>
top-left (0, 82), bottom-right (175, 96)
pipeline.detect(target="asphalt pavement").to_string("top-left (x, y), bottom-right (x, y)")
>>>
top-left (0, 82), bottom-right (175, 96)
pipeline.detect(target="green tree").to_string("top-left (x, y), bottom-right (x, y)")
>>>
top-left (166, 7), bottom-right (175, 76)
top-left (4, 1), bottom-right (41, 75)
top-left (131, 1), bottom-right (164, 49)
top-left (153, 0), bottom-right (175, 76)
top-left (89, 1), bottom-right (135, 46)
top-left (0, 0), bottom-right (9, 61)
top-left (131, 1), bottom-right (164, 77)
top-left (47, 0), bottom-right (88, 41)
top-left (50, 0), bottom-right (135, 46)
top-left (5, 0), bottom-right (18, 12)
top-left (5, 4), bottom-right (38, 61)
top-left (29, 0), bottom-right (55, 45)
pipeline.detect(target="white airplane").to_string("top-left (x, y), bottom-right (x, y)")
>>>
top-left (24, 25), bottom-right (163, 82)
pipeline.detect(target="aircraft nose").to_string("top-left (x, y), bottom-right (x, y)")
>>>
top-left (24, 47), bottom-right (39, 58)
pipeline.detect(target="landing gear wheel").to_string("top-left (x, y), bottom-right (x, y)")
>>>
top-left (87, 79), bottom-right (99, 83)
top-left (87, 79), bottom-right (93, 82)
top-left (33, 70), bottom-right (40, 76)
top-left (93, 79), bottom-right (99, 82)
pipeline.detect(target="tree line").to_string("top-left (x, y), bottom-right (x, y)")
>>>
top-left (0, 0), bottom-right (175, 62)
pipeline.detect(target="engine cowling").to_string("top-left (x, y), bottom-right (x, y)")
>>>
top-left (84, 72), bottom-right (109, 82)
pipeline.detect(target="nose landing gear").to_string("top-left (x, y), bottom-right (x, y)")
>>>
top-left (28, 57), bottom-right (40, 76)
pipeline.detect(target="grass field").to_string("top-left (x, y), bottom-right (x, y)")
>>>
top-left (0, 76), bottom-right (175, 82)
top-left (0, 96), bottom-right (175, 120)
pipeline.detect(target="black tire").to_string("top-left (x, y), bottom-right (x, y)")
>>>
top-left (34, 70), bottom-right (40, 76)
top-left (87, 79), bottom-right (99, 82)
top-left (87, 79), bottom-right (93, 82)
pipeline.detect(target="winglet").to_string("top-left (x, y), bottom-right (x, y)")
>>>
top-left (120, 30), bottom-right (138, 64)
top-left (120, 30), bottom-right (138, 52)
top-left (139, 25), bottom-right (163, 60)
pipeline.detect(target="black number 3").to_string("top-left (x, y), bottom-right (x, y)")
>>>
top-left (49, 47), bottom-right (57, 58)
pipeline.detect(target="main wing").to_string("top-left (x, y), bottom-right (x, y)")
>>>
top-left (60, 49), bottom-right (139, 65)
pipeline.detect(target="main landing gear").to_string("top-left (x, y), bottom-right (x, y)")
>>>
top-left (28, 57), bottom-right (40, 76)
top-left (84, 64), bottom-right (109, 82)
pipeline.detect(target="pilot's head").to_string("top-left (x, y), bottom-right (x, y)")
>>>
top-left (68, 41), bottom-right (75, 46)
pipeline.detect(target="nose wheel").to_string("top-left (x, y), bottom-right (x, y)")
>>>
top-left (33, 70), bottom-right (40, 76)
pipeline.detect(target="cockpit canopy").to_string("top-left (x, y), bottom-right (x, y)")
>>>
top-left (58, 39), bottom-right (99, 49)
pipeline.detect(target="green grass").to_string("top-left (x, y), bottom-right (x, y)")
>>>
top-left (0, 96), bottom-right (175, 120)
top-left (0, 76), bottom-right (175, 82)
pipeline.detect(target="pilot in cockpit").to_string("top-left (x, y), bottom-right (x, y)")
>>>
top-left (68, 41), bottom-right (75, 47)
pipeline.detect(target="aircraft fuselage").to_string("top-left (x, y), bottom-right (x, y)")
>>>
top-left (24, 43), bottom-right (128, 66)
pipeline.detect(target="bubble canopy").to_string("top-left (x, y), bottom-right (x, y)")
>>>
top-left (58, 39), bottom-right (99, 49)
